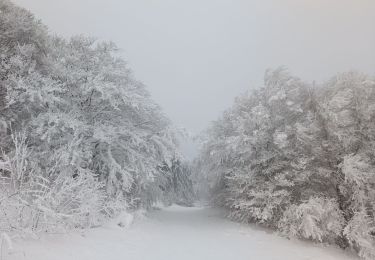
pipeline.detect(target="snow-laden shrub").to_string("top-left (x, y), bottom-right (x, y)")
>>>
top-left (339, 154), bottom-right (375, 259)
top-left (344, 210), bottom-right (375, 260)
top-left (0, 133), bottom-right (106, 235)
top-left (33, 168), bottom-right (105, 230)
top-left (278, 197), bottom-right (344, 243)
top-left (226, 174), bottom-right (291, 227)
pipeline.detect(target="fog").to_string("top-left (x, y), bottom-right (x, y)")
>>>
top-left (13, 0), bottom-right (375, 156)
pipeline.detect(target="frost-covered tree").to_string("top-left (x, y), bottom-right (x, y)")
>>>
top-left (158, 158), bottom-right (195, 206)
top-left (197, 68), bottom-right (375, 259)
top-left (320, 73), bottom-right (375, 258)
top-left (0, 0), bottom-right (189, 235)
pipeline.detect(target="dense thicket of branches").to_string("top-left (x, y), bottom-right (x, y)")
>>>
top-left (0, 0), bottom-right (192, 235)
top-left (196, 68), bottom-right (375, 259)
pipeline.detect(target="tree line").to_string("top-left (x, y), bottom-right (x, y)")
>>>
top-left (0, 0), bottom-right (193, 235)
top-left (196, 68), bottom-right (375, 259)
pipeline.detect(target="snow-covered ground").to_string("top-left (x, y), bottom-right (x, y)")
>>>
top-left (6, 205), bottom-right (358, 260)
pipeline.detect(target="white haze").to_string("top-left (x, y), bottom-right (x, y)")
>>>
top-left (13, 0), bottom-right (375, 158)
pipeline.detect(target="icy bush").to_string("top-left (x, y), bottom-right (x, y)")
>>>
top-left (278, 197), bottom-right (344, 243)
top-left (340, 154), bottom-right (375, 259)
top-left (0, 133), bottom-right (105, 235)
top-left (344, 210), bottom-right (375, 259)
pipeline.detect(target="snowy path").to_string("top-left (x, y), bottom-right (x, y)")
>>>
top-left (8, 205), bottom-right (357, 260)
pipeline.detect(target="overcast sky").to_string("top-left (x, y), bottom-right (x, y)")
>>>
top-left (13, 0), bottom-right (375, 149)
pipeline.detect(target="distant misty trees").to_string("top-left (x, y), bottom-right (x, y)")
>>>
top-left (196, 68), bottom-right (375, 259)
top-left (0, 0), bottom-right (193, 235)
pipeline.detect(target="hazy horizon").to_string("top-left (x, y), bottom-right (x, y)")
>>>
top-left (12, 0), bottom-right (375, 158)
